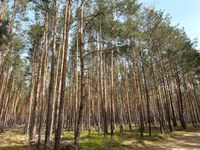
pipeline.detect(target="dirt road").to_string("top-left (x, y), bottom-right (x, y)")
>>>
top-left (138, 132), bottom-right (200, 150)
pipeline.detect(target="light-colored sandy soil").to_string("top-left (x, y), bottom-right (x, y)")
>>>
top-left (137, 132), bottom-right (200, 150)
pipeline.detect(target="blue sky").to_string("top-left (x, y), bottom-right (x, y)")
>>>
top-left (139, 0), bottom-right (200, 49)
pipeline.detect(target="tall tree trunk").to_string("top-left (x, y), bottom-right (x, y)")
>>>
top-left (54, 0), bottom-right (72, 149)
top-left (173, 64), bottom-right (186, 129)
top-left (110, 49), bottom-right (114, 138)
top-left (166, 72), bottom-right (177, 127)
top-left (74, 3), bottom-right (84, 146)
top-left (27, 39), bottom-right (37, 139)
top-left (124, 69), bottom-right (132, 131)
top-left (28, 13), bottom-right (48, 142)
top-left (74, 30), bottom-right (79, 134)
top-left (44, 0), bottom-right (59, 148)
top-left (151, 56), bottom-right (163, 134)
top-left (52, 8), bottom-right (67, 134)
top-left (140, 48), bottom-right (151, 136)
top-left (37, 41), bottom-right (48, 147)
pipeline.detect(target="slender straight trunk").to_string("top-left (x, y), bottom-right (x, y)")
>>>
top-left (184, 78), bottom-right (196, 126)
top-left (11, 86), bottom-right (21, 126)
top-left (103, 55), bottom-right (108, 136)
top-left (166, 72), bottom-right (177, 127)
top-left (52, 8), bottom-right (66, 134)
top-left (74, 3), bottom-right (84, 146)
top-left (161, 74), bottom-right (172, 132)
top-left (1, 74), bottom-right (15, 127)
top-left (99, 22), bottom-right (108, 136)
top-left (51, 33), bottom-right (61, 134)
top-left (95, 40), bottom-right (101, 133)
top-left (97, 61), bottom-right (101, 134)
top-left (37, 42), bottom-right (48, 147)
top-left (117, 64), bottom-right (124, 132)
top-left (44, 0), bottom-right (59, 148)
top-left (54, 0), bottom-right (72, 149)
top-left (160, 60), bottom-right (172, 132)
top-left (0, 69), bottom-right (8, 102)
top-left (26, 40), bottom-right (37, 140)
top-left (119, 89), bottom-right (124, 133)
top-left (138, 67), bottom-right (144, 136)
top-left (173, 64), bottom-right (186, 129)
top-left (110, 50), bottom-right (114, 138)
top-left (87, 71), bottom-right (91, 134)
top-left (151, 57), bottom-right (163, 133)
top-left (124, 69), bottom-right (132, 131)
top-left (74, 30), bottom-right (79, 133)
top-left (28, 13), bottom-right (48, 142)
top-left (0, 70), bottom-right (9, 126)
top-left (192, 82), bottom-right (200, 123)
top-left (132, 44), bottom-right (144, 137)
top-left (140, 48), bottom-right (151, 136)
top-left (38, 19), bottom-right (49, 148)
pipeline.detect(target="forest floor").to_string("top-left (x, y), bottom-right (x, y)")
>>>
top-left (0, 125), bottom-right (199, 150)
top-left (136, 131), bottom-right (200, 150)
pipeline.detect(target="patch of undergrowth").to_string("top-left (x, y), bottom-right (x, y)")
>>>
top-left (76, 125), bottom-right (200, 149)
top-left (63, 131), bottom-right (121, 149)
top-left (0, 126), bottom-right (30, 150)
top-left (71, 127), bottom-right (168, 149)
top-left (174, 124), bottom-right (200, 132)
top-left (0, 125), bottom-right (200, 150)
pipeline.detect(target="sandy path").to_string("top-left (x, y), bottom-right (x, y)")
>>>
top-left (137, 132), bottom-right (200, 150)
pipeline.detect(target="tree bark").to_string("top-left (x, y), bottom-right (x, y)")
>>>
top-left (74, 3), bottom-right (85, 146)
top-left (44, 0), bottom-right (59, 148)
top-left (54, 0), bottom-right (72, 149)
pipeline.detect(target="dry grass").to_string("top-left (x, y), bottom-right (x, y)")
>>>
top-left (0, 125), bottom-right (29, 150)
